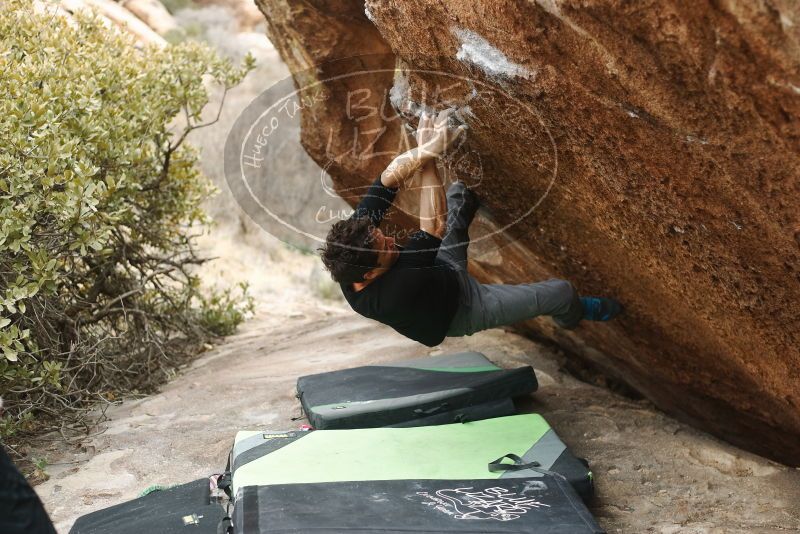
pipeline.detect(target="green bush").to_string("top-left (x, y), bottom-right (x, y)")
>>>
top-left (161, 0), bottom-right (198, 14)
top-left (0, 1), bottom-right (254, 440)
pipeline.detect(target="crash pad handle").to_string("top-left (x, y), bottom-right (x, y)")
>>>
top-left (488, 453), bottom-right (541, 472)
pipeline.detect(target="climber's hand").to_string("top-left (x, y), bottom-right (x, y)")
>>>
top-left (415, 111), bottom-right (435, 147)
top-left (421, 108), bottom-right (466, 157)
top-left (380, 110), bottom-right (463, 188)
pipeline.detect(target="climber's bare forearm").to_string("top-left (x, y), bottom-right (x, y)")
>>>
top-left (380, 146), bottom-right (437, 189)
top-left (419, 159), bottom-right (447, 238)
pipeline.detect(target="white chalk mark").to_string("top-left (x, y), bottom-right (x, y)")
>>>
top-left (364, 4), bottom-right (376, 23)
top-left (452, 27), bottom-right (532, 79)
top-left (766, 75), bottom-right (800, 95)
top-left (389, 70), bottom-right (435, 119)
top-left (388, 70), bottom-right (410, 112)
top-left (685, 135), bottom-right (709, 145)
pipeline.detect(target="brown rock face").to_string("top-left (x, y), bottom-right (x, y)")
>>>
top-left (255, 0), bottom-right (800, 465)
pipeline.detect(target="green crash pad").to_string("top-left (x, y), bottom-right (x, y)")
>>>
top-left (231, 414), bottom-right (591, 499)
top-left (228, 414), bottom-right (602, 533)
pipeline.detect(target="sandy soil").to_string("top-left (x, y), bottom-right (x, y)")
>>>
top-left (31, 236), bottom-right (800, 533)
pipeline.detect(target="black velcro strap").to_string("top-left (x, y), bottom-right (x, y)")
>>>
top-left (488, 453), bottom-right (571, 482)
top-left (290, 394), bottom-right (307, 421)
top-left (217, 516), bottom-right (233, 534)
top-left (488, 453), bottom-right (541, 472)
top-left (216, 472), bottom-right (232, 499)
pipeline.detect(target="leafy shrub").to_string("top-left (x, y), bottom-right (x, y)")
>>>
top-left (197, 282), bottom-right (255, 337)
top-left (0, 1), bottom-right (255, 441)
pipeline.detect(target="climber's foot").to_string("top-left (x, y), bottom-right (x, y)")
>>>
top-left (580, 297), bottom-right (623, 322)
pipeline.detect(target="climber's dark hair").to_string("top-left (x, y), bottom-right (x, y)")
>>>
top-left (319, 217), bottom-right (378, 285)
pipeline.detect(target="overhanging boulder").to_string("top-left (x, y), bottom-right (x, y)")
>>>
top-left (254, 0), bottom-right (800, 466)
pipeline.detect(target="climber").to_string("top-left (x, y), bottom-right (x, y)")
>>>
top-left (319, 109), bottom-right (622, 347)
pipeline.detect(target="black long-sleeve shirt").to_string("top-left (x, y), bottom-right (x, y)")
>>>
top-left (340, 177), bottom-right (460, 346)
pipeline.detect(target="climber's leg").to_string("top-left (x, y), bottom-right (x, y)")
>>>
top-left (435, 182), bottom-right (479, 270)
top-left (446, 276), bottom-right (584, 336)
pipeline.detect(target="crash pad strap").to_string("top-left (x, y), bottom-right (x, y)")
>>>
top-left (488, 453), bottom-right (541, 471)
top-left (489, 453), bottom-right (569, 482)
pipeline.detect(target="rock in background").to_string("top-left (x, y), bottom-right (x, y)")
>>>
top-left (119, 0), bottom-right (177, 35)
top-left (190, 0), bottom-right (264, 31)
top-left (253, 0), bottom-right (800, 465)
top-left (35, 0), bottom-right (168, 45)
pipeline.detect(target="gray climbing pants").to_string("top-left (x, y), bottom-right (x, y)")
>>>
top-left (439, 182), bottom-right (583, 337)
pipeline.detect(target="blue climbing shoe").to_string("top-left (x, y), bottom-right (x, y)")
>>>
top-left (580, 297), bottom-right (623, 321)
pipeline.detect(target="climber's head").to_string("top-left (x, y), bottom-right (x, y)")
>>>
top-left (319, 217), bottom-right (399, 285)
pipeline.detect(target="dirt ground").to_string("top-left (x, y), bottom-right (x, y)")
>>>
top-left (31, 243), bottom-right (800, 533)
